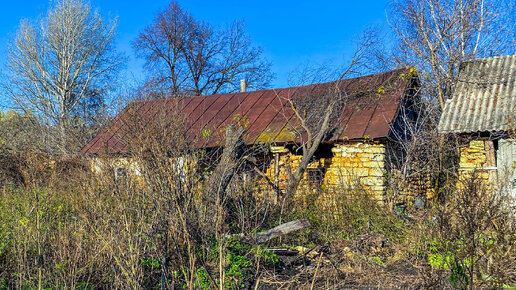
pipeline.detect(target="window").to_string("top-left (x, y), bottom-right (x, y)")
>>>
top-left (307, 167), bottom-right (326, 188)
top-left (114, 166), bottom-right (128, 186)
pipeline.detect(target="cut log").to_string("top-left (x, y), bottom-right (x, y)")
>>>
top-left (244, 219), bottom-right (310, 244)
top-left (266, 248), bottom-right (299, 256)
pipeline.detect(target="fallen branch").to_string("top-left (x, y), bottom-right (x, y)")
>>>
top-left (266, 248), bottom-right (299, 256)
top-left (244, 219), bottom-right (310, 244)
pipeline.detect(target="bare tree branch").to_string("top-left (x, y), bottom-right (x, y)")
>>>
top-left (388, 0), bottom-right (515, 108)
top-left (133, 2), bottom-right (273, 97)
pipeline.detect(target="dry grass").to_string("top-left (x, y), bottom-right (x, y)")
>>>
top-left (0, 140), bottom-right (514, 289)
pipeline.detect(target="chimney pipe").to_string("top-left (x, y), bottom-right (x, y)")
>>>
top-left (240, 79), bottom-right (247, 92)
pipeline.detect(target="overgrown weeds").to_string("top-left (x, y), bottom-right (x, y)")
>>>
top-left (0, 148), bottom-right (514, 288)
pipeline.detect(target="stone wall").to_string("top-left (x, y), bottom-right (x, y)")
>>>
top-left (460, 140), bottom-right (488, 169)
top-left (265, 142), bottom-right (387, 200)
top-left (92, 142), bottom-right (390, 200)
top-left (458, 139), bottom-right (495, 186)
top-left (459, 140), bottom-right (493, 173)
top-left (91, 157), bottom-right (142, 177)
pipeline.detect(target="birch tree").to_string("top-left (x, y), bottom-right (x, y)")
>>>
top-left (4, 0), bottom-right (125, 154)
top-left (389, 0), bottom-right (515, 108)
top-left (386, 0), bottom-right (514, 198)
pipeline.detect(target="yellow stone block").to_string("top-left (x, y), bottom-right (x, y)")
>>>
top-left (362, 177), bottom-right (384, 186)
top-left (459, 161), bottom-right (483, 168)
top-left (371, 154), bottom-right (385, 162)
top-left (362, 161), bottom-right (384, 168)
top-left (341, 162), bottom-right (363, 168)
top-left (369, 168), bottom-right (384, 177)
top-left (354, 168), bottom-right (370, 177)
top-left (469, 140), bottom-right (485, 150)
top-left (368, 147), bottom-right (386, 154)
top-left (331, 146), bottom-right (344, 153)
top-left (370, 186), bottom-right (385, 192)
top-left (342, 147), bottom-right (362, 153)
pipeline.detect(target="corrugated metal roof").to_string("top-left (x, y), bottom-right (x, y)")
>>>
top-left (439, 54), bottom-right (516, 134)
top-left (81, 68), bottom-right (413, 154)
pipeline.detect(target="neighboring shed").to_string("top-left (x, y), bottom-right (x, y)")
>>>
top-left (82, 68), bottom-right (419, 200)
top-left (438, 54), bottom-right (516, 199)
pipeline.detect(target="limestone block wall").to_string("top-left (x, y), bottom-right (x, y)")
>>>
top-left (457, 139), bottom-right (496, 190)
top-left (91, 157), bottom-right (143, 175)
top-left (327, 143), bottom-right (386, 198)
top-left (458, 140), bottom-right (492, 180)
top-left (265, 142), bottom-right (387, 200)
top-left (460, 140), bottom-right (487, 169)
top-left (394, 170), bottom-right (434, 200)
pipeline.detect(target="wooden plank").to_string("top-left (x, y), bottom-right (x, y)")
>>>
top-left (485, 140), bottom-right (498, 188)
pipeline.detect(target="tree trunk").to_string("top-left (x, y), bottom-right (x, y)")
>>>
top-left (203, 125), bottom-right (246, 235)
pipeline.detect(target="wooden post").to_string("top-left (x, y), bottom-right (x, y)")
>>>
top-left (274, 153), bottom-right (280, 203)
top-left (485, 140), bottom-right (498, 190)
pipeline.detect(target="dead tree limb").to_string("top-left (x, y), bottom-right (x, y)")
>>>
top-left (244, 218), bottom-right (310, 244)
top-left (245, 157), bottom-right (284, 199)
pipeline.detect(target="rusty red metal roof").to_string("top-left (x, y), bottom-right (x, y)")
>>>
top-left (81, 68), bottom-right (414, 154)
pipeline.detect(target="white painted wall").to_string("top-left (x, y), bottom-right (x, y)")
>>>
top-left (497, 139), bottom-right (516, 202)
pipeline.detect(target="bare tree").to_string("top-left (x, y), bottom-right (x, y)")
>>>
top-left (133, 1), bottom-right (273, 97)
top-left (385, 0), bottom-right (515, 204)
top-left (388, 0), bottom-right (515, 108)
top-left (3, 0), bottom-right (125, 154)
top-left (281, 29), bottom-right (387, 197)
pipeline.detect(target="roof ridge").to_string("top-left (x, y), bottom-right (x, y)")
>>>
top-left (127, 68), bottom-right (412, 104)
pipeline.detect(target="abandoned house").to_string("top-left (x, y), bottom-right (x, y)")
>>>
top-left (82, 68), bottom-right (419, 201)
top-left (438, 54), bottom-right (516, 200)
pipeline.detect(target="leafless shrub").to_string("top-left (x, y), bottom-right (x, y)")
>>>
top-left (386, 80), bottom-right (460, 206)
top-left (85, 90), bottom-right (278, 288)
top-left (430, 171), bottom-right (516, 289)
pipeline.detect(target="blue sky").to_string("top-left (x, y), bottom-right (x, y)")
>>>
top-left (0, 0), bottom-right (390, 94)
